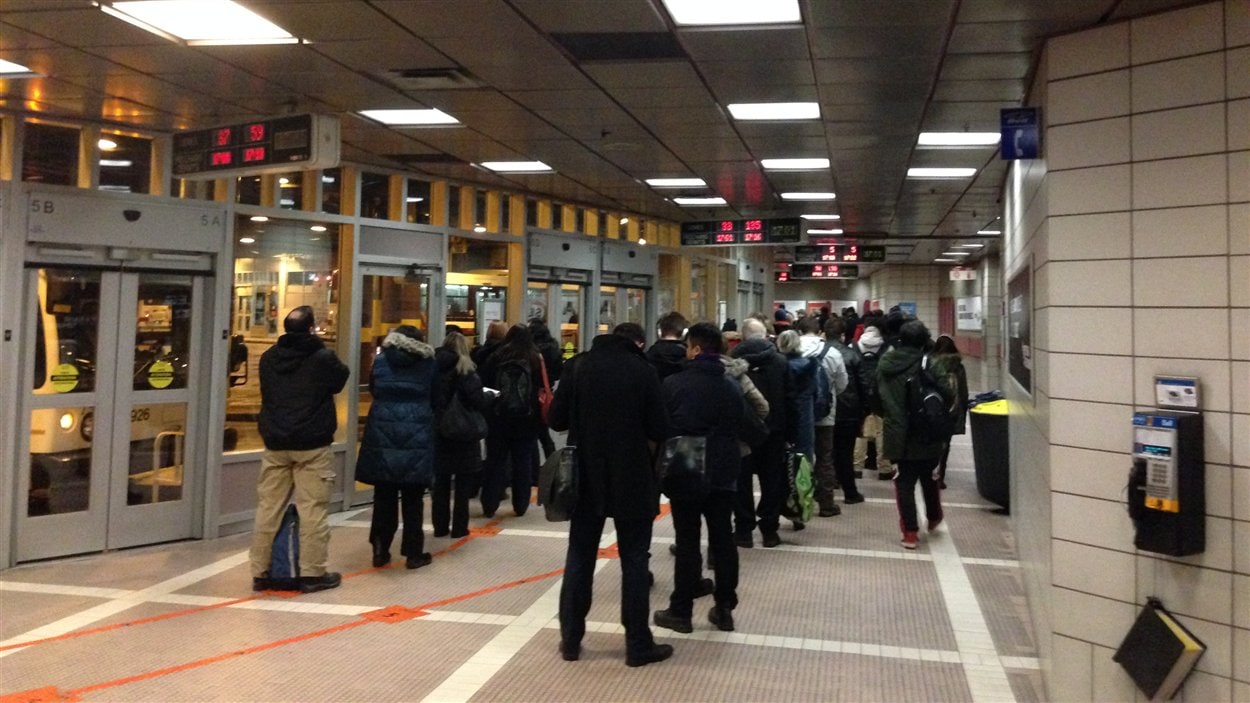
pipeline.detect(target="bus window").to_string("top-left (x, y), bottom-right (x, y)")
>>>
top-left (35, 269), bottom-right (101, 395)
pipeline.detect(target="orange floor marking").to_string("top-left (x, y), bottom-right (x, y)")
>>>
top-left (0, 685), bottom-right (78, 703)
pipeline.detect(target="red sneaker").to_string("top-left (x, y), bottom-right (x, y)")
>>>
top-left (900, 531), bottom-right (919, 550)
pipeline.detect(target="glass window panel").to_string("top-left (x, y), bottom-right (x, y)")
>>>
top-left (34, 268), bottom-right (101, 394)
top-left (474, 190), bottom-right (488, 230)
top-left (226, 216), bottom-right (342, 453)
top-left (277, 172), bottom-right (302, 210)
top-left (22, 122), bottom-right (79, 185)
top-left (29, 407), bottom-right (93, 515)
top-left (525, 283), bottom-right (548, 324)
top-left (406, 179), bottom-right (431, 224)
top-left (236, 175), bottom-right (261, 205)
top-left (125, 402), bottom-right (187, 505)
top-left (598, 286), bottom-right (617, 333)
top-left (626, 288), bottom-right (645, 326)
top-left (134, 274), bottom-right (193, 391)
top-left (358, 274), bottom-right (431, 443)
top-left (447, 238), bottom-right (510, 344)
top-left (321, 168), bottom-right (342, 214)
top-left (361, 172), bottom-right (389, 219)
top-left (448, 187), bottom-right (461, 228)
top-left (525, 198), bottom-right (538, 227)
top-left (500, 194), bottom-right (511, 232)
top-left (98, 133), bottom-right (152, 194)
top-left (558, 285), bottom-right (582, 359)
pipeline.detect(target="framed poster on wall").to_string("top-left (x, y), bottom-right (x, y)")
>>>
top-left (956, 296), bottom-right (983, 331)
top-left (1007, 259), bottom-right (1032, 394)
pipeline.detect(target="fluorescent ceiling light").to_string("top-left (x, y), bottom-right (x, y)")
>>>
top-left (976, 229), bottom-right (1001, 235)
top-left (662, 0), bottom-right (800, 26)
top-left (934, 258), bottom-right (959, 263)
top-left (800, 214), bottom-right (840, 221)
top-left (359, 108), bottom-right (460, 126)
top-left (99, 159), bottom-right (133, 167)
top-left (0, 58), bottom-right (37, 76)
top-left (761, 158), bottom-right (830, 171)
top-left (957, 243), bottom-right (985, 248)
top-left (249, 215), bottom-right (269, 222)
top-left (100, 1), bottom-right (297, 46)
top-left (781, 192), bottom-right (835, 201)
top-left (673, 196), bottom-right (727, 206)
top-left (473, 225), bottom-right (487, 233)
top-left (727, 102), bottom-right (819, 121)
top-left (406, 197), bottom-right (425, 203)
top-left (646, 177), bottom-right (706, 188)
top-left (98, 138), bottom-right (119, 151)
top-left (310, 225), bottom-right (327, 232)
top-left (637, 238), bottom-right (647, 245)
top-left (907, 167), bottom-right (977, 179)
top-left (238, 237), bottom-right (255, 244)
top-left (917, 132), bottom-right (1001, 147)
top-left (479, 160), bottom-right (553, 173)
top-left (942, 251), bottom-right (970, 256)
top-left (807, 228), bottom-right (843, 234)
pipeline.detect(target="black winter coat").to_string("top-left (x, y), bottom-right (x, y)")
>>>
top-left (549, 334), bottom-right (667, 520)
top-left (355, 335), bottom-right (437, 486)
top-left (433, 347), bottom-right (487, 475)
top-left (480, 349), bottom-right (543, 439)
top-left (258, 333), bottom-right (350, 451)
top-left (830, 340), bottom-right (865, 425)
top-left (646, 339), bottom-right (687, 381)
top-left (662, 356), bottom-right (745, 493)
top-left (731, 337), bottom-right (788, 432)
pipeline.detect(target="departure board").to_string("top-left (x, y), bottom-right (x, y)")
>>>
top-left (793, 244), bottom-right (885, 263)
top-left (787, 263), bottom-right (859, 279)
top-left (680, 218), bottom-right (801, 246)
top-left (172, 114), bottom-right (340, 179)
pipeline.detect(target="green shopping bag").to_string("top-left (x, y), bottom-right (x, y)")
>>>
top-left (782, 449), bottom-right (815, 523)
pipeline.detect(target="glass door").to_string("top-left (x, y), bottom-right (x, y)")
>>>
top-left (18, 268), bottom-right (206, 560)
top-left (354, 265), bottom-right (436, 505)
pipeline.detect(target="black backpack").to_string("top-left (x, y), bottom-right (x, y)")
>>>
top-left (859, 348), bottom-right (881, 414)
top-left (905, 355), bottom-right (956, 443)
top-left (494, 359), bottom-right (533, 420)
top-left (813, 344), bottom-right (834, 420)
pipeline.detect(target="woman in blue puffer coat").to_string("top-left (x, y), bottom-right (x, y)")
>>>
top-left (356, 325), bottom-right (437, 570)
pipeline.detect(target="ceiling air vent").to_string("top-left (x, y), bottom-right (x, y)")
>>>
top-left (381, 68), bottom-right (484, 91)
top-left (390, 153), bottom-right (469, 166)
top-left (552, 33), bottom-right (686, 62)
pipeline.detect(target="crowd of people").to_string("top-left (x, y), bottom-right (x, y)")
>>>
top-left (245, 303), bottom-right (969, 667)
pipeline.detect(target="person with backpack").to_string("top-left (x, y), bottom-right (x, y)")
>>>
top-left (730, 318), bottom-right (789, 549)
top-left (856, 322), bottom-right (890, 479)
top-left (432, 332), bottom-right (489, 539)
top-left (480, 325), bottom-right (544, 518)
top-left (356, 325), bottom-right (438, 570)
top-left (646, 311), bottom-right (688, 381)
top-left (798, 316), bottom-right (849, 517)
top-left (653, 323), bottom-right (747, 635)
top-left (877, 320), bottom-right (950, 550)
top-left (529, 318), bottom-right (563, 463)
top-left (825, 317), bottom-right (867, 505)
top-left (930, 335), bottom-right (970, 490)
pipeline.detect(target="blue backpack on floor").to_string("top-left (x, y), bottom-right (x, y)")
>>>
top-left (269, 504), bottom-right (301, 590)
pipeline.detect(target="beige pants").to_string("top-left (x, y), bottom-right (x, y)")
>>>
top-left (854, 414), bottom-right (888, 470)
top-left (249, 446), bottom-right (335, 578)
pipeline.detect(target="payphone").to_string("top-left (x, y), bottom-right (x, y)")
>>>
top-left (1128, 402), bottom-right (1204, 556)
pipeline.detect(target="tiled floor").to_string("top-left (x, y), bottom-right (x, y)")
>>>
top-left (0, 435), bottom-right (1043, 703)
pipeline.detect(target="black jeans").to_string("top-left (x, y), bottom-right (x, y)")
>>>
top-left (370, 482), bottom-right (425, 557)
top-left (432, 471), bottom-right (479, 537)
top-left (833, 421), bottom-right (862, 499)
top-left (559, 512), bottom-right (655, 659)
top-left (894, 458), bottom-right (943, 533)
top-left (669, 490), bottom-right (738, 618)
top-left (735, 432), bottom-right (785, 535)
top-left (813, 425), bottom-right (837, 508)
top-left (482, 433), bottom-right (535, 516)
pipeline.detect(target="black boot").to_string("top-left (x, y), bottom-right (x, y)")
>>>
top-left (371, 539), bottom-right (391, 568)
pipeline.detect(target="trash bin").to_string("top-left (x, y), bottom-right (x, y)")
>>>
top-left (969, 398), bottom-right (1009, 512)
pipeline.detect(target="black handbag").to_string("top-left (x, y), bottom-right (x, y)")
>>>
top-left (438, 384), bottom-right (488, 442)
top-left (655, 435), bottom-right (708, 501)
top-left (539, 446), bottom-right (578, 522)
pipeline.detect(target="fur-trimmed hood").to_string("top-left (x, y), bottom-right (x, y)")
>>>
top-left (720, 355), bottom-right (750, 379)
top-left (381, 330), bottom-right (435, 366)
top-left (857, 326), bottom-right (884, 356)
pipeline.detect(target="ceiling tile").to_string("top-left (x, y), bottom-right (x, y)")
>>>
top-left (512, 0), bottom-right (667, 32)
top-left (313, 39), bottom-right (451, 72)
top-left (932, 79), bottom-right (1024, 102)
top-left (583, 61), bottom-right (701, 88)
top-left (679, 27), bottom-right (811, 61)
top-left (806, 1), bottom-right (954, 28)
top-left (250, 1), bottom-right (412, 42)
top-left (4, 8), bottom-right (167, 48)
top-left (939, 52), bottom-right (1033, 80)
top-left (809, 25), bottom-right (947, 59)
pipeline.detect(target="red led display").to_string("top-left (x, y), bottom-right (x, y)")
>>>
top-left (213, 128), bottom-right (232, 147)
top-left (242, 147), bottom-right (266, 162)
top-left (720, 220), bottom-right (734, 232)
top-left (245, 123), bottom-right (265, 142)
top-left (743, 232), bottom-right (764, 242)
top-left (210, 150), bottom-right (233, 166)
top-left (715, 232), bottom-right (736, 243)
top-left (745, 219), bottom-right (762, 231)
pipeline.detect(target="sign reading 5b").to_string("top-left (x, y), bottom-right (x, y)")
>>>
top-left (30, 199), bottom-right (55, 214)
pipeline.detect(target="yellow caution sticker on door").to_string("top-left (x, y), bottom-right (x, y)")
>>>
top-left (1145, 496), bottom-right (1180, 513)
top-left (148, 360), bottom-right (175, 389)
top-left (50, 364), bottom-right (79, 393)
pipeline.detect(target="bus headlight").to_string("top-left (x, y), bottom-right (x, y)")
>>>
top-left (80, 411), bottom-right (94, 442)
top-left (59, 412), bottom-right (76, 431)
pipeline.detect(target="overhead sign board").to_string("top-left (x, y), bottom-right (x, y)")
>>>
top-left (172, 113), bottom-right (340, 179)
top-left (787, 263), bottom-right (859, 280)
top-left (681, 218), bottom-right (800, 246)
top-left (794, 244), bottom-right (885, 264)
top-left (1001, 107), bottom-right (1039, 160)
top-left (950, 267), bottom-right (977, 281)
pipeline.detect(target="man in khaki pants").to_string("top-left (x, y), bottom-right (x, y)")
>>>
top-left (250, 306), bottom-right (350, 593)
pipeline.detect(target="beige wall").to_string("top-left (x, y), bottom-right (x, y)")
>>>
top-left (1006, 2), bottom-right (1250, 699)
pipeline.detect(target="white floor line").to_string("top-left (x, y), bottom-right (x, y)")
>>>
top-left (0, 549), bottom-right (249, 657)
top-left (862, 497), bottom-right (999, 510)
top-left (420, 530), bottom-right (616, 703)
top-left (927, 530), bottom-right (1017, 702)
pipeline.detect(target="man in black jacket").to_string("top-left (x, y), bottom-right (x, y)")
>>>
top-left (645, 311), bottom-right (688, 381)
top-left (250, 306), bottom-right (350, 593)
top-left (730, 318), bottom-right (789, 548)
top-left (653, 323), bottom-right (745, 634)
top-left (549, 323), bottom-right (673, 668)
top-left (826, 318), bottom-right (866, 504)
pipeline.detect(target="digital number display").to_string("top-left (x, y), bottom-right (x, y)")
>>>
top-left (775, 270), bottom-right (790, 282)
top-left (788, 263), bottom-right (859, 279)
top-left (214, 128), bottom-right (232, 147)
top-left (745, 219), bottom-right (762, 231)
top-left (243, 147), bottom-right (266, 162)
top-left (795, 244), bottom-right (884, 263)
top-left (210, 150), bottom-right (233, 166)
top-left (172, 114), bottom-right (337, 178)
top-left (246, 123), bottom-right (265, 142)
top-left (715, 232), bottom-right (737, 243)
top-left (743, 231), bottom-right (764, 242)
top-left (720, 220), bottom-right (734, 231)
top-left (680, 218), bottom-right (800, 246)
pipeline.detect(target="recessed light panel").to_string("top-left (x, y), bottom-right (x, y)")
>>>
top-left (907, 167), bottom-right (977, 179)
top-left (661, 0), bottom-right (800, 26)
top-left (646, 177), bottom-right (706, 188)
top-left (957, 243), bottom-right (985, 248)
top-left (942, 251), bottom-right (970, 256)
top-left (0, 59), bottom-right (37, 76)
top-left (977, 229), bottom-right (1001, 235)
top-left (934, 258), bottom-right (959, 263)
top-left (101, 1), bottom-right (297, 45)
top-left (479, 161), bottom-right (553, 173)
top-left (917, 132), bottom-right (1001, 147)
top-left (761, 158), bottom-right (829, 171)
top-left (806, 228), bottom-right (843, 234)
top-left (359, 108), bottom-right (460, 126)
top-left (727, 102), bottom-right (819, 121)
top-left (673, 196), bottom-right (727, 206)
top-left (800, 214), bottom-right (840, 220)
top-left (781, 192), bottom-right (835, 201)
